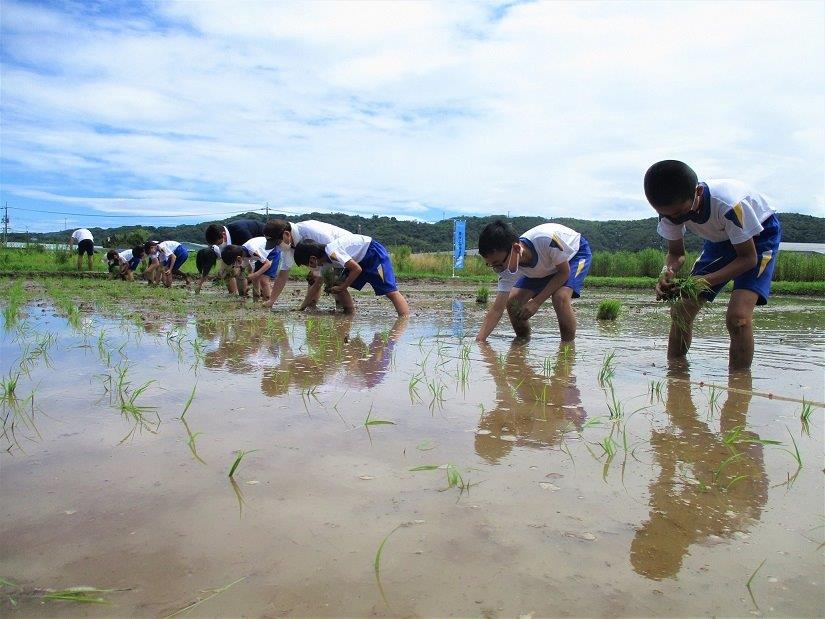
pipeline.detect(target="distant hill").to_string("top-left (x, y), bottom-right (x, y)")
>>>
top-left (11, 212), bottom-right (825, 253)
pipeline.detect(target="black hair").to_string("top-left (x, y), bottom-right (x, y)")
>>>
top-left (293, 239), bottom-right (326, 266)
top-left (106, 249), bottom-right (118, 260)
top-left (144, 240), bottom-right (159, 252)
top-left (263, 219), bottom-right (290, 241)
top-left (643, 160), bottom-right (698, 207)
top-left (132, 245), bottom-right (145, 258)
top-left (204, 224), bottom-right (224, 244)
top-left (196, 248), bottom-right (217, 275)
top-left (221, 244), bottom-right (245, 266)
top-left (478, 220), bottom-right (518, 257)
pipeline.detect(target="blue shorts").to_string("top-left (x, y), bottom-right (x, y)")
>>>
top-left (691, 215), bottom-right (781, 306)
top-left (347, 240), bottom-right (398, 296)
top-left (127, 255), bottom-right (143, 271)
top-left (514, 237), bottom-right (592, 298)
top-left (170, 245), bottom-right (188, 273)
top-left (253, 247), bottom-right (281, 278)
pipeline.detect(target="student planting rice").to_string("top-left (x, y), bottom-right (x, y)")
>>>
top-left (144, 240), bottom-right (190, 288)
top-left (293, 234), bottom-right (409, 316)
top-left (262, 219), bottom-right (355, 310)
top-left (68, 228), bottom-right (95, 271)
top-left (644, 160), bottom-right (782, 369)
top-left (219, 237), bottom-right (282, 304)
top-left (196, 219), bottom-right (266, 295)
top-left (476, 220), bottom-right (591, 342)
top-left (105, 246), bottom-right (145, 281)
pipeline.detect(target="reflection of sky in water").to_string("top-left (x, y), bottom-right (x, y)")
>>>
top-left (1, 294), bottom-right (822, 602)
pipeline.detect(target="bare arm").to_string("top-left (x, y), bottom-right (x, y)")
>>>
top-left (520, 260), bottom-right (570, 320)
top-left (701, 238), bottom-right (758, 287)
top-left (331, 260), bottom-right (361, 293)
top-left (264, 269), bottom-right (290, 308)
top-left (298, 276), bottom-right (324, 311)
top-left (476, 291), bottom-right (509, 342)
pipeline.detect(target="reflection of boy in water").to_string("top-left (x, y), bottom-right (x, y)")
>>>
top-left (344, 317), bottom-right (408, 389)
top-left (475, 342), bottom-right (587, 464)
top-left (260, 315), bottom-right (356, 397)
top-left (630, 367), bottom-right (768, 580)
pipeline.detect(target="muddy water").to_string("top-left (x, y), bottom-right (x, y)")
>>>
top-left (1, 287), bottom-right (823, 617)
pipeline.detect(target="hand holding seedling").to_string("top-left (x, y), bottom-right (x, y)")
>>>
top-left (518, 299), bottom-right (540, 320)
top-left (330, 283), bottom-right (347, 295)
top-left (655, 267), bottom-right (676, 300)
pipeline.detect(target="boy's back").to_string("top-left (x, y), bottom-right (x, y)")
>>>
top-left (517, 223), bottom-right (581, 279)
top-left (657, 179), bottom-right (776, 244)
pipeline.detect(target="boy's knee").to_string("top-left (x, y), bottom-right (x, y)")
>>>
top-left (726, 312), bottom-right (752, 335)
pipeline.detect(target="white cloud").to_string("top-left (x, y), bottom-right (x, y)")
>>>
top-left (0, 0), bottom-right (822, 226)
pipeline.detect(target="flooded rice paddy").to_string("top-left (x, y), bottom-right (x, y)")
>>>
top-left (1, 282), bottom-right (823, 617)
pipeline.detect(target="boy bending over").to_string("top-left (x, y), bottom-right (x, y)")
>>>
top-left (644, 160), bottom-right (781, 369)
top-left (476, 220), bottom-right (591, 342)
top-left (220, 238), bottom-right (282, 304)
top-left (293, 235), bottom-right (409, 316)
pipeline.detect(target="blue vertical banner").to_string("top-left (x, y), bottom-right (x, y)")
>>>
top-left (453, 219), bottom-right (466, 271)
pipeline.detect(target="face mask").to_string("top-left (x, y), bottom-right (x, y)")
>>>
top-left (505, 245), bottom-right (520, 275)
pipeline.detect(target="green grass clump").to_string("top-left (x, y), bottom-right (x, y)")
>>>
top-left (596, 299), bottom-right (621, 320)
top-left (475, 285), bottom-right (489, 304)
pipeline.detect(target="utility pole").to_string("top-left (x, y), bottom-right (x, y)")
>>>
top-left (2, 202), bottom-right (8, 246)
top-left (265, 201), bottom-right (270, 218)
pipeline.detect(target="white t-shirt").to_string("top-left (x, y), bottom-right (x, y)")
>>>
top-left (657, 179), bottom-right (775, 245)
top-left (496, 224), bottom-right (580, 292)
top-left (118, 249), bottom-right (134, 264)
top-left (71, 229), bottom-right (93, 242)
top-left (157, 241), bottom-right (180, 257)
top-left (325, 234), bottom-right (371, 267)
top-left (279, 220), bottom-right (354, 271)
top-left (243, 237), bottom-right (277, 265)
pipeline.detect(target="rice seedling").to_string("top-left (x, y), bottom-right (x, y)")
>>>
top-left (663, 275), bottom-right (714, 303)
top-left (647, 379), bottom-right (664, 403)
top-left (364, 405), bottom-right (395, 427)
top-left (597, 351), bottom-right (616, 386)
top-left (427, 380), bottom-right (446, 410)
top-left (605, 383), bottom-right (623, 419)
top-left (599, 436), bottom-right (616, 457)
top-left (0, 372), bottom-right (20, 405)
top-left (41, 586), bottom-right (114, 604)
top-left (374, 524), bottom-right (403, 608)
top-left (596, 299), bottom-right (621, 321)
top-left (410, 463), bottom-right (471, 494)
top-left (707, 385), bottom-right (722, 413)
top-left (2, 280), bottom-right (26, 329)
top-left (408, 373), bottom-right (423, 402)
top-left (781, 426), bottom-right (802, 469)
top-left (181, 417), bottom-right (206, 465)
top-left (164, 576), bottom-right (247, 618)
top-left (228, 449), bottom-right (258, 478)
top-left (745, 557), bottom-right (767, 608)
top-left (530, 382), bottom-right (549, 406)
top-left (475, 285), bottom-right (489, 304)
top-left (180, 383), bottom-right (197, 420)
top-left (712, 452), bottom-right (743, 487)
top-left (800, 398), bottom-right (813, 435)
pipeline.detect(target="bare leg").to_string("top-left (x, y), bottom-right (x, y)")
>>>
top-left (87, 254), bottom-right (94, 271)
top-left (668, 299), bottom-right (702, 359)
top-left (386, 291), bottom-right (409, 317)
top-left (726, 289), bottom-right (758, 370)
top-left (335, 289), bottom-right (355, 314)
top-left (551, 286), bottom-right (576, 342)
top-left (506, 288), bottom-right (534, 340)
top-left (260, 277), bottom-right (272, 302)
top-left (76, 253), bottom-right (82, 270)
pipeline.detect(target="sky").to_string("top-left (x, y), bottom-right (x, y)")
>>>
top-left (1, 0), bottom-right (823, 233)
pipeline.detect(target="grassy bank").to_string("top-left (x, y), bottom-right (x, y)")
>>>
top-left (1, 245), bottom-right (823, 297)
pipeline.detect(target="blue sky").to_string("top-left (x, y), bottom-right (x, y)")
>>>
top-left (1, 0), bottom-right (823, 233)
